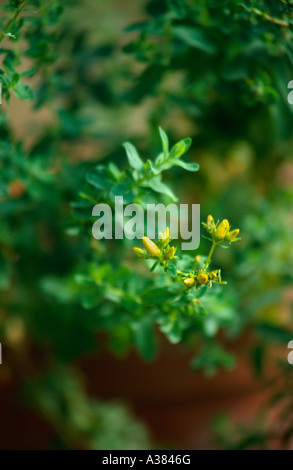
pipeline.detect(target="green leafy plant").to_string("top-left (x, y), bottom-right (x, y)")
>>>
top-left (1, 0), bottom-right (292, 451)
top-left (71, 128), bottom-right (240, 368)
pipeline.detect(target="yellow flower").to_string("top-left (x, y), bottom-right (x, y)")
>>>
top-left (142, 236), bottom-right (161, 256)
top-left (226, 229), bottom-right (239, 242)
top-left (165, 246), bottom-right (175, 259)
top-left (194, 255), bottom-right (201, 263)
top-left (215, 219), bottom-right (229, 241)
top-left (197, 272), bottom-right (209, 284)
top-left (133, 247), bottom-right (146, 258)
top-left (184, 277), bottom-right (195, 288)
top-left (207, 214), bottom-right (215, 231)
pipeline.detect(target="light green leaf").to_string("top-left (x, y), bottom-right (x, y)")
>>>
top-left (123, 142), bottom-right (144, 170)
top-left (142, 177), bottom-right (178, 201)
top-left (107, 162), bottom-right (121, 181)
top-left (147, 159), bottom-right (161, 176)
top-left (159, 126), bottom-right (169, 158)
top-left (170, 159), bottom-right (199, 171)
top-left (12, 81), bottom-right (33, 100)
top-left (169, 138), bottom-right (192, 159)
top-left (159, 317), bottom-right (182, 344)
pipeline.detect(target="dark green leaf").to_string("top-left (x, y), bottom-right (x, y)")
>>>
top-left (173, 26), bottom-right (216, 54)
top-left (132, 316), bottom-right (157, 361)
top-left (167, 264), bottom-right (177, 277)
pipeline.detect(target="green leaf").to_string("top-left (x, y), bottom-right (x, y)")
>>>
top-left (70, 201), bottom-right (93, 209)
top-left (20, 67), bottom-right (37, 78)
top-left (166, 264), bottom-right (177, 277)
top-left (147, 159), bottom-right (162, 176)
top-left (142, 177), bottom-right (178, 202)
top-left (196, 286), bottom-right (208, 299)
top-left (3, 51), bottom-right (17, 75)
top-left (109, 182), bottom-right (136, 203)
top-left (197, 304), bottom-right (207, 316)
top-left (173, 26), bottom-right (216, 54)
top-left (169, 138), bottom-right (192, 159)
top-left (123, 142), bottom-right (144, 170)
top-left (159, 317), bottom-right (182, 344)
top-left (86, 170), bottom-right (110, 190)
top-left (170, 159), bottom-right (199, 172)
top-left (12, 81), bottom-right (33, 100)
top-left (9, 73), bottom-right (19, 89)
top-left (132, 317), bottom-right (157, 361)
top-left (150, 261), bottom-right (158, 272)
top-left (107, 162), bottom-right (121, 181)
top-left (159, 126), bottom-right (169, 158)
top-left (141, 285), bottom-right (179, 304)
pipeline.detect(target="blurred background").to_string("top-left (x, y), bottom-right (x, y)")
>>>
top-left (0, 0), bottom-right (292, 450)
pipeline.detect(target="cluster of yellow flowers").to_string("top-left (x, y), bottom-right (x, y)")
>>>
top-left (133, 216), bottom-right (240, 291)
top-left (203, 215), bottom-right (239, 243)
top-left (183, 270), bottom-right (219, 288)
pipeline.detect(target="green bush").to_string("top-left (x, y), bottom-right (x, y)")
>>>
top-left (0, 0), bottom-right (292, 449)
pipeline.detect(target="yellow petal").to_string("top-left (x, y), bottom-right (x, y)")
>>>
top-left (142, 236), bottom-right (161, 256)
top-left (226, 229), bottom-right (239, 241)
top-left (215, 219), bottom-right (229, 240)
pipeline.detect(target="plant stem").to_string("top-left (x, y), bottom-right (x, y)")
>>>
top-left (0, 0), bottom-right (31, 44)
top-left (176, 269), bottom-right (189, 277)
top-left (203, 241), bottom-right (216, 272)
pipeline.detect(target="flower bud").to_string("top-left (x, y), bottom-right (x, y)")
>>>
top-left (207, 215), bottom-right (215, 231)
top-left (194, 255), bottom-right (201, 263)
top-left (165, 246), bottom-right (175, 259)
top-left (197, 272), bottom-right (209, 284)
top-left (142, 236), bottom-right (161, 256)
top-left (184, 277), bottom-right (195, 288)
top-left (209, 270), bottom-right (218, 280)
top-left (226, 229), bottom-right (239, 242)
top-left (133, 247), bottom-right (146, 258)
top-left (160, 227), bottom-right (170, 241)
top-left (215, 219), bottom-right (229, 241)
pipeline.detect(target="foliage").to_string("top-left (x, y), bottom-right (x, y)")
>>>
top-left (123, 0), bottom-right (293, 143)
top-left (0, 0), bottom-right (292, 450)
top-left (71, 128), bottom-right (239, 363)
top-left (0, 0), bottom-right (150, 450)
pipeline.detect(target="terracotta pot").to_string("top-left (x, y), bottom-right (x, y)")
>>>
top-left (0, 330), bottom-right (270, 449)
top-left (79, 330), bottom-right (269, 449)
